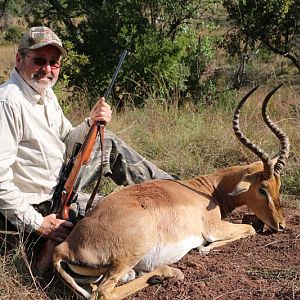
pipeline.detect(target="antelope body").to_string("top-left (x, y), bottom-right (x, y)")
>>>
top-left (53, 86), bottom-right (290, 300)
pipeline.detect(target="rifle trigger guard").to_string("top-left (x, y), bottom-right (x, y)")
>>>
top-left (67, 191), bottom-right (78, 206)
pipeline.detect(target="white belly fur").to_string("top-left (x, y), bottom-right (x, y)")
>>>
top-left (134, 235), bottom-right (205, 272)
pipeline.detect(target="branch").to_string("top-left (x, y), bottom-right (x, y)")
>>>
top-left (0, 0), bottom-right (9, 19)
top-left (265, 41), bottom-right (300, 72)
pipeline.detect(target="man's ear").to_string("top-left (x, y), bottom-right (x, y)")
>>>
top-left (228, 174), bottom-right (252, 196)
top-left (16, 52), bottom-right (22, 68)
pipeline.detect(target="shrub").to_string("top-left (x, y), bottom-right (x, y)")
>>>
top-left (4, 26), bottom-right (23, 43)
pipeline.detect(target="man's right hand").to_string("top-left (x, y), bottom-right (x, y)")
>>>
top-left (36, 214), bottom-right (74, 242)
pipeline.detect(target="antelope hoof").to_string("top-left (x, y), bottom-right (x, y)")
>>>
top-left (161, 266), bottom-right (184, 280)
top-left (173, 268), bottom-right (184, 280)
top-left (147, 275), bottom-right (164, 285)
top-left (147, 267), bottom-right (184, 285)
top-left (197, 245), bottom-right (210, 254)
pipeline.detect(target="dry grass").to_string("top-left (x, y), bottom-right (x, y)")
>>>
top-left (108, 84), bottom-right (300, 180)
top-left (0, 43), bottom-right (17, 82)
top-left (0, 241), bottom-right (48, 299)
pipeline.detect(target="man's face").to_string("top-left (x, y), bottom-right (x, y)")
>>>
top-left (16, 45), bottom-right (61, 96)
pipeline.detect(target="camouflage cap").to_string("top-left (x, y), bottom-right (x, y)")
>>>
top-left (18, 26), bottom-right (67, 56)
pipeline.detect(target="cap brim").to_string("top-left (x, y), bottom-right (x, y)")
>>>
top-left (27, 42), bottom-right (67, 57)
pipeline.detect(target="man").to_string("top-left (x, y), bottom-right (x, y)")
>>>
top-left (0, 27), bottom-right (172, 249)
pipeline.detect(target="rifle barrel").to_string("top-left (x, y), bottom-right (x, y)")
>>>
top-left (104, 50), bottom-right (128, 99)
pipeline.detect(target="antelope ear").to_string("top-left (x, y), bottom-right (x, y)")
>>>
top-left (228, 179), bottom-right (251, 196)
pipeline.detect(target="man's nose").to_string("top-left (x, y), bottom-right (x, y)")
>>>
top-left (42, 64), bottom-right (52, 72)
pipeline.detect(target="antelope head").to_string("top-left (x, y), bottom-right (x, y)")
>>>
top-left (229, 85), bottom-right (290, 232)
top-left (51, 85), bottom-right (291, 300)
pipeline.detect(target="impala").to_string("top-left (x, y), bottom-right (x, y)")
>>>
top-left (53, 85), bottom-right (290, 300)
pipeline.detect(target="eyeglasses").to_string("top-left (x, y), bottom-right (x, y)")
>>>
top-left (26, 55), bottom-right (61, 69)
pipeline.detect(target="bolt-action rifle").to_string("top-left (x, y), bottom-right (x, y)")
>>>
top-left (36, 50), bottom-right (127, 273)
top-left (51, 50), bottom-right (128, 220)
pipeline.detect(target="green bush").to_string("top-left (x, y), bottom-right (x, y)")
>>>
top-left (4, 26), bottom-right (23, 43)
top-left (24, 0), bottom-right (220, 108)
top-left (126, 25), bottom-right (211, 107)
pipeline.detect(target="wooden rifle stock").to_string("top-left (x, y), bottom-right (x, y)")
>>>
top-left (57, 122), bottom-right (100, 220)
top-left (35, 122), bottom-right (101, 274)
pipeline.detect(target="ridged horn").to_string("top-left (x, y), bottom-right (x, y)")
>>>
top-left (233, 85), bottom-right (274, 179)
top-left (261, 84), bottom-right (290, 175)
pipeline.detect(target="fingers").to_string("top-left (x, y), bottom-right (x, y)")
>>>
top-left (98, 96), bottom-right (105, 103)
top-left (36, 214), bottom-right (74, 242)
top-left (90, 97), bottom-right (112, 125)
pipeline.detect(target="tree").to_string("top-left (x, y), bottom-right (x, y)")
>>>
top-left (22, 0), bottom-right (221, 108)
top-left (222, 0), bottom-right (300, 85)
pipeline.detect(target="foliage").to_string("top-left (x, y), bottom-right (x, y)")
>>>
top-left (1, 0), bottom-right (26, 17)
top-left (54, 41), bottom-right (90, 111)
top-left (0, 75), bottom-right (5, 84)
top-left (222, 0), bottom-right (300, 74)
top-left (20, 0), bottom-right (221, 107)
top-left (282, 167), bottom-right (300, 195)
top-left (4, 25), bottom-right (23, 42)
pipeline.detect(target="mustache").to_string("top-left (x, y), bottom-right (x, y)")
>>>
top-left (31, 71), bottom-right (54, 81)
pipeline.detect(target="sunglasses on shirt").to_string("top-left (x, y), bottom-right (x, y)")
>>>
top-left (26, 55), bottom-right (61, 69)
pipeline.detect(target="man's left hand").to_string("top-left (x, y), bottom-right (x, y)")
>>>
top-left (89, 97), bottom-right (112, 125)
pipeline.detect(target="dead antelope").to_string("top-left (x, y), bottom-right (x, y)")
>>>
top-left (53, 85), bottom-right (290, 300)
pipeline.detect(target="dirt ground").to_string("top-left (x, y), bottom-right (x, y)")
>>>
top-left (125, 203), bottom-right (300, 300)
top-left (6, 200), bottom-right (297, 300)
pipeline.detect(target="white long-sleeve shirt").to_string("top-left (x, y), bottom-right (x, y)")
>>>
top-left (0, 68), bottom-right (90, 232)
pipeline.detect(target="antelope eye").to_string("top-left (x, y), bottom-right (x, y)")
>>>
top-left (259, 187), bottom-right (268, 196)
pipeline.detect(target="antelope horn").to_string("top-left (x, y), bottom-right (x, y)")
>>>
top-left (233, 85), bottom-right (274, 179)
top-left (261, 84), bottom-right (290, 175)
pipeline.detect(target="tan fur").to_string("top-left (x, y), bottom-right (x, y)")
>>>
top-left (53, 87), bottom-right (288, 299)
top-left (52, 161), bottom-right (285, 300)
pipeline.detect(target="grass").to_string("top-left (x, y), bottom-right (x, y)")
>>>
top-left (0, 243), bottom-right (48, 299)
top-left (108, 85), bottom-right (300, 178)
top-left (0, 43), bottom-right (17, 83)
top-left (247, 267), bottom-right (299, 280)
top-left (0, 41), bottom-right (299, 299)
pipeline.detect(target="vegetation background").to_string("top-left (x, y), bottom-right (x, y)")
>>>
top-left (0, 0), bottom-right (299, 299)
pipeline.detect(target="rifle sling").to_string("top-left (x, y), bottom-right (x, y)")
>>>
top-left (85, 123), bottom-right (105, 214)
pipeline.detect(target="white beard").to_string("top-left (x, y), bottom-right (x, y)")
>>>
top-left (27, 73), bottom-right (57, 96)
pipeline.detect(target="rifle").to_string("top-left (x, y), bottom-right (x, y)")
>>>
top-left (35, 50), bottom-right (127, 273)
top-left (51, 49), bottom-right (128, 220)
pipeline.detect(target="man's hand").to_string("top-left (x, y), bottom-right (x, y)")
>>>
top-left (89, 97), bottom-right (112, 126)
top-left (36, 214), bottom-right (74, 242)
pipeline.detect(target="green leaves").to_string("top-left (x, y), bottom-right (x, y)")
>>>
top-left (23, 0), bottom-right (220, 107)
top-left (223, 0), bottom-right (300, 72)
top-left (4, 26), bottom-right (23, 43)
